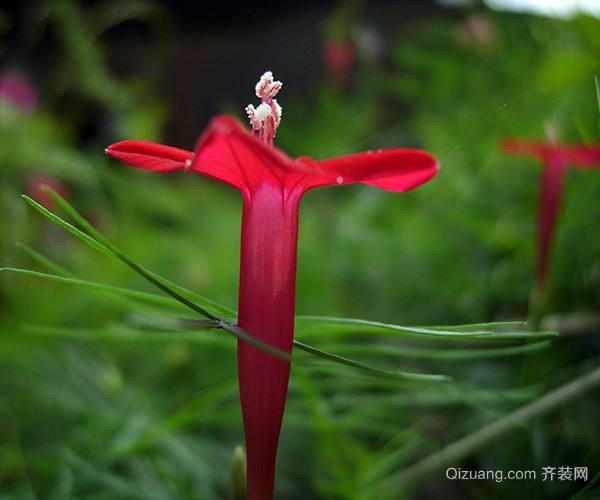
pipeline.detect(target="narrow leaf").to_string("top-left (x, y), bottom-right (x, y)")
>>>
top-left (22, 195), bottom-right (113, 258)
top-left (293, 340), bottom-right (451, 383)
top-left (43, 186), bottom-right (236, 317)
top-left (295, 316), bottom-right (493, 338)
top-left (16, 242), bottom-right (74, 277)
top-left (1, 267), bottom-right (184, 309)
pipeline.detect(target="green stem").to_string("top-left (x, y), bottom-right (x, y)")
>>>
top-left (388, 363), bottom-right (600, 492)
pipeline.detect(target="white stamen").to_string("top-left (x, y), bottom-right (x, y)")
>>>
top-left (255, 71), bottom-right (282, 100)
top-left (272, 99), bottom-right (282, 127)
top-left (254, 102), bottom-right (272, 122)
top-left (245, 104), bottom-right (259, 130)
top-left (336, 176), bottom-right (344, 184)
top-left (246, 71), bottom-right (284, 144)
top-left (184, 159), bottom-right (192, 168)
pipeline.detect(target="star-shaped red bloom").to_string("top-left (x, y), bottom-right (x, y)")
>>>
top-left (501, 137), bottom-right (600, 294)
top-left (107, 115), bottom-right (437, 196)
top-left (107, 72), bottom-right (438, 500)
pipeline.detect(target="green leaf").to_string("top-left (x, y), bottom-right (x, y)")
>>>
top-left (295, 316), bottom-right (556, 340)
top-left (25, 192), bottom-right (276, 355)
top-left (21, 324), bottom-right (232, 348)
top-left (1, 267), bottom-right (184, 310)
top-left (22, 195), bottom-right (113, 258)
top-left (295, 316), bottom-right (493, 338)
top-left (21, 322), bottom-right (449, 383)
top-left (43, 186), bottom-right (237, 317)
top-left (293, 340), bottom-right (451, 383)
top-left (19, 188), bottom-right (557, 381)
top-left (424, 321), bottom-right (528, 331)
top-left (313, 340), bottom-right (552, 361)
top-left (16, 242), bottom-right (74, 277)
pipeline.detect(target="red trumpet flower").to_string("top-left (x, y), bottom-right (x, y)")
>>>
top-left (501, 136), bottom-right (600, 295)
top-left (106, 72), bottom-right (438, 499)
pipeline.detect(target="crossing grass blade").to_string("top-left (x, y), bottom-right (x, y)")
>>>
top-left (12, 199), bottom-right (289, 360)
top-left (2, 267), bottom-right (187, 310)
top-left (294, 316), bottom-right (556, 340)
top-left (42, 187), bottom-right (237, 317)
top-left (295, 316), bottom-right (494, 338)
top-left (293, 340), bottom-right (452, 383)
top-left (308, 340), bottom-right (552, 361)
top-left (19, 323), bottom-right (451, 383)
top-left (15, 188), bottom-right (557, 380)
top-left (22, 192), bottom-right (236, 318)
top-left (16, 242), bottom-right (74, 277)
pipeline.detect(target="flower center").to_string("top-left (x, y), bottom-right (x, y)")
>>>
top-left (245, 71), bottom-right (283, 146)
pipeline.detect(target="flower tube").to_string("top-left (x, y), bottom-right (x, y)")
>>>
top-left (107, 72), bottom-right (438, 499)
top-left (501, 137), bottom-right (600, 294)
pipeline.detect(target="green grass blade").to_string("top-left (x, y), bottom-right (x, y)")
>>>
top-left (22, 192), bottom-right (287, 356)
top-left (21, 324), bottom-right (233, 348)
top-left (43, 186), bottom-right (236, 317)
top-left (424, 321), bottom-right (528, 331)
top-left (1, 267), bottom-right (184, 309)
top-left (22, 195), bottom-right (113, 258)
top-left (314, 340), bottom-right (552, 361)
top-left (14, 246), bottom-right (191, 315)
top-left (466, 331), bottom-right (559, 340)
top-left (293, 340), bottom-right (451, 383)
top-left (296, 317), bottom-right (555, 340)
top-left (110, 381), bottom-right (238, 458)
top-left (295, 316), bottom-right (494, 338)
top-left (16, 242), bottom-right (74, 277)
top-left (21, 321), bottom-right (444, 384)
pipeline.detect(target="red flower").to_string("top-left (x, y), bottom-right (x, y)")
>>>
top-left (501, 138), bottom-right (600, 293)
top-left (0, 71), bottom-right (37, 113)
top-left (323, 39), bottom-right (356, 88)
top-left (26, 175), bottom-right (69, 208)
top-left (107, 72), bottom-right (438, 499)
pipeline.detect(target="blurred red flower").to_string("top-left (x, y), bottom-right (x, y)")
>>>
top-left (501, 137), bottom-right (600, 292)
top-left (0, 71), bottom-right (37, 113)
top-left (323, 38), bottom-right (356, 87)
top-left (26, 175), bottom-right (69, 208)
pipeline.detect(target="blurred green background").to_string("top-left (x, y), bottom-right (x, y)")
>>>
top-left (1, 0), bottom-right (600, 498)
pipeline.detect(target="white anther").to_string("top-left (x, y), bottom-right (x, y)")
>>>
top-left (255, 71), bottom-right (282, 100)
top-left (254, 102), bottom-right (272, 122)
top-left (246, 71), bottom-right (284, 143)
top-left (336, 176), bottom-right (344, 184)
top-left (245, 104), bottom-right (262, 131)
top-left (272, 99), bottom-right (282, 127)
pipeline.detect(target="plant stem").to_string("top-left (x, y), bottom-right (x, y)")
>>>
top-left (389, 363), bottom-right (600, 491)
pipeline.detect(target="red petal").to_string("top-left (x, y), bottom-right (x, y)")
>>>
top-left (501, 139), bottom-right (600, 170)
top-left (105, 140), bottom-right (193, 173)
top-left (311, 149), bottom-right (439, 192)
top-left (191, 116), bottom-right (301, 194)
top-left (565, 145), bottom-right (600, 169)
top-left (500, 139), bottom-right (547, 158)
top-left (108, 117), bottom-right (439, 197)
